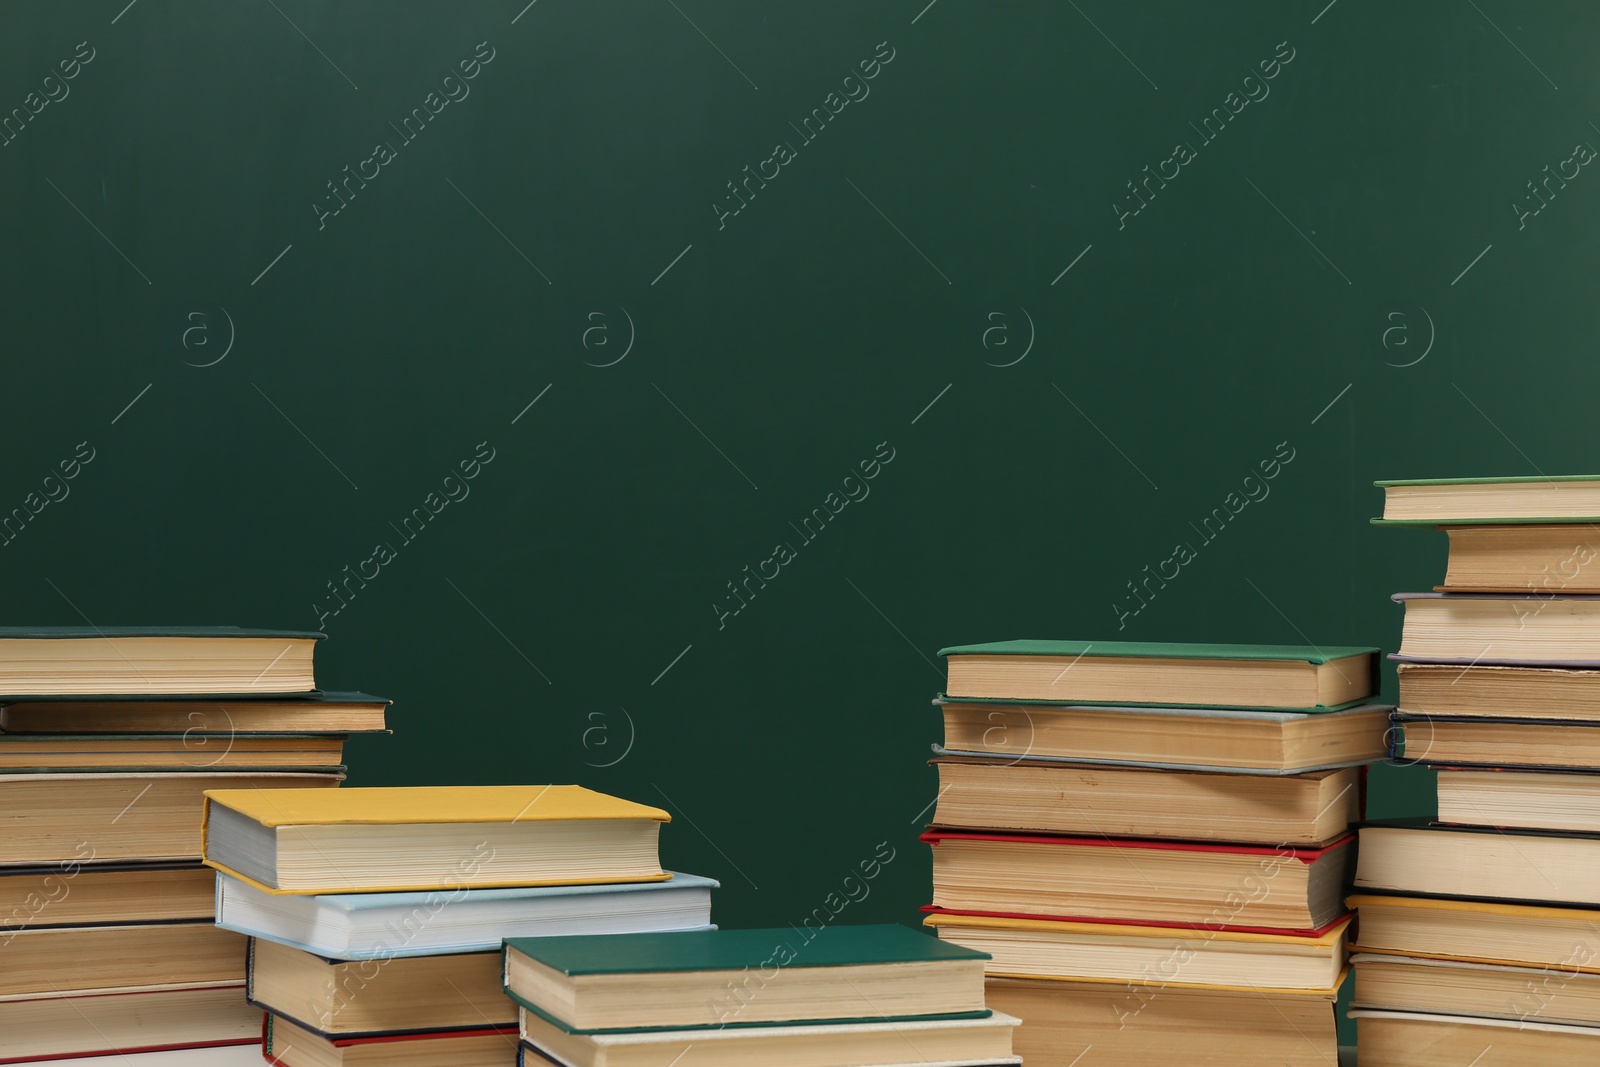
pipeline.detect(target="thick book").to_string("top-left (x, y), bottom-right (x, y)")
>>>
top-left (0, 733), bottom-right (347, 771)
top-left (1347, 893), bottom-right (1600, 971)
top-left (1398, 661), bottom-right (1600, 720)
top-left (924, 831), bottom-right (1354, 930)
top-left (1396, 714), bottom-right (1600, 772)
top-left (939, 640), bottom-right (1376, 708)
top-left (1394, 592), bottom-right (1600, 665)
top-left (925, 912), bottom-right (1351, 991)
top-left (0, 862), bottom-right (214, 931)
top-left (218, 871), bottom-right (716, 959)
top-left (1438, 523), bottom-right (1600, 592)
top-left (503, 924), bottom-right (989, 1033)
top-left (0, 691), bottom-right (391, 734)
top-left (929, 757), bottom-right (1361, 845)
top-left (1435, 766), bottom-right (1600, 832)
top-left (1352, 952), bottom-right (1600, 1026)
top-left (0, 626), bottom-right (320, 695)
top-left (1352, 1009), bottom-right (1600, 1065)
top-left (1355, 821), bottom-right (1600, 905)
top-left (202, 785), bottom-right (669, 894)
top-left (3, 921), bottom-right (248, 996)
top-left (249, 938), bottom-right (511, 1038)
top-left (0, 984), bottom-right (261, 1064)
top-left (1374, 475), bottom-right (1600, 524)
top-left (987, 976), bottom-right (1339, 1067)
top-left (936, 699), bottom-right (1390, 773)
top-left (265, 1015), bottom-right (519, 1067)
top-left (517, 1009), bottom-right (1019, 1067)
top-left (0, 770), bottom-right (341, 866)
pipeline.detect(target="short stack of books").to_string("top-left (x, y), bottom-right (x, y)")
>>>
top-left (1351, 477), bottom-right (1600, 1062)
top-left (501, 924), bottom-right (1020, 1067)
top-left (922, 639), bottom-right (1392, 1065)
top-left (0, 627), bottom-right (386, 1064)
top-left (200, 783), bottom-right (720, 1067)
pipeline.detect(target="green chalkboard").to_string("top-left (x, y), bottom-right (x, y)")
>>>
top-left (4, 2), bottom-right (1596, 1039)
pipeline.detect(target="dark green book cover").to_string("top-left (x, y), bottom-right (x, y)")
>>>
top-left (0, 626), bottom-right (325, 639)
top-left (938, 639), bottom-right (1376, 663)
top-left (505, 923), bottom-right (987, 975)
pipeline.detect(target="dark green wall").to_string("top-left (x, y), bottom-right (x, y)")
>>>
top-left (2, 0), bottom-right (1593, 963)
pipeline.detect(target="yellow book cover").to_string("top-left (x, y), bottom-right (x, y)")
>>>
top-left (202, 784), bottom-right (670, 826)
top-left (926, 911), bottom-right (1352, 948)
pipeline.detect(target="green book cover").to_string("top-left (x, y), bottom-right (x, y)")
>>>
top-left (1374, 476), bottom-right (1600, 486)
top-left (0, 626), bottom-right (325, 639)
top-left (937, 639), bottom-right (1376, 664)
top-left (504, 923), bottom-right (987, 976)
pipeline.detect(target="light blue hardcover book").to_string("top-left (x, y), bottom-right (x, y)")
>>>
top-left (217, 870), bottom-right (717, 960)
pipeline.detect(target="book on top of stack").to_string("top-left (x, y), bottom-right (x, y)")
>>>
top-left (1353, 477), bottom-right (1600, 1063)
top-left (0, 626), bottom-right (387, 1065)
top-left (501, 923), bottom-right (1020, 1067)
top-left (923, 639), bottom-right (1391, 1066)
top-left (197, 783), bottom-right (721, 1067)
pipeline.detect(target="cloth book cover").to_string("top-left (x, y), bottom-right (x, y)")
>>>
top-left (1373, 475), bottom-right (1600, 525)
top-left (263, 1016), bottom-right (518, 1056)
top-left (919, 904), bottom-right (1352, 938)
top-left (1391, 591), bottom-right (1600, 667)
top-left (922, 829), bottom-right (1354, 859)
top-left (217, 871), bottom-right (718, 959)
top-left (503, 924), bottom-right (992, 1034)
top-left (0, 690), bottom-right (391, 731)
top-left (934, 693), bottom-right (1374, 714)
top-left (938, 639), bottom-right (1374, 663)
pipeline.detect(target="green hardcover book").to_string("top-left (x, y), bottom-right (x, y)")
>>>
top-left (0, 627), bottom-right (322, 696)
top-left (937, 640), bottom-right (1377, 709)
top-left (502, 924), bottom-right (991, 1033)
top-left (1373, 474), bottom-right (1600, 524)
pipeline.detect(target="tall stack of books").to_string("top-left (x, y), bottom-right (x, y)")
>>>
top-left (200, 784), bottom-right (720, 1067)
top-left (501, 924), bottom-right (1020, 1067)
top-left (1352, 477), bottom-right (1600, 1063)
top-left (0, 627), bottom-right (382, 1064)
top-left (921, 639), bottom-right (1392, 1065)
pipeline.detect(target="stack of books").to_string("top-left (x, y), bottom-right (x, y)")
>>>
top-left (199, 783), bottom-right (719, 1067)
top-left (0, 627), bottom-right (383, 1064)
top-left (1352, 476), bottom-right (1600, 1062)
top-left (921, 639), bottom-right (1392, 1065)
top-left (501, 924), bottom-right (1020, 1066)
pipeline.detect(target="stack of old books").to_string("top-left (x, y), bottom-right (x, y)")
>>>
top-left (0, 626), bottom-right (382, 1064)
top-left (922, 639), bottom-right (1392, 1066)
top-left (201, 783), bottom-right (720, 1067)
top-left (501, 924), bottom-right (1019, 1067)
top-left (1352, 477), bottom-right (1600, 1063)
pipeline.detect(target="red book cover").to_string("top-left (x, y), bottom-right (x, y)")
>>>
top-left (0, 984), bottom-right (259, 1065)
top-left (920, 829), bottom-right (1354, 861)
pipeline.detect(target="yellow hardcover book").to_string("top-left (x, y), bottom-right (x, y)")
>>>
top-left (1348, 893), bottom-right (1600, 973)
top-left (202, 785), bottom-right (671, 894)
top-left (925, 913), bottom-right (1350, 991)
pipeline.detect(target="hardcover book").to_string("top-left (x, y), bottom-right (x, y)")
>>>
top-left (924, 830), bottom-right (1354, 929)
top-left (265, 1015), bottom-right (519, 1067)
top-left (2, 921), bottom-right (248, 995)
top-left (502, 924), bottom-right (989, 1033)
top-left (517, 1009), bottom-right (1019, 1067)
top-left (1374, 474), bottom-right (1600, 524)
top-left (1347, 893), bottom-right (1600, 970)
top-left (0, 691), bottom-right (391, 734)
top-left (1352, 952), bottom-right (1600, 1026)
top-left (928, 757), bottom-right (1361, 844)
top-left (202, 785), bottom-right (670, 894)
top-left (0, 626), bottom-right (321, 695)
top-left (1353, 1009), bottom-right (1600, 1065)
top-left (1394, 592), bottom-right (1600, 665)
top-left (926, 911), bottom-right (1351, 990)
top-left (935, 699), bottom-right (1390, 773)
top-left (1355, 821), bottom-right (1600, 905)
top-left (0, 770), bottom-right (342, 866)
top-left (1398, 662), bottom-right (1600, 720)
top-left (0, 733), bottom-right (347, 772)
top-left (939, 640), bottom-right (1376, 708)
top-left (218, 871), bottom-right (717, 959)
top-left (0, 984), bottom-right (261, 1064)
top-left (0, 862), bottom-right (215, 930)
top-left (249, 938), bottom-right (512, 1038)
